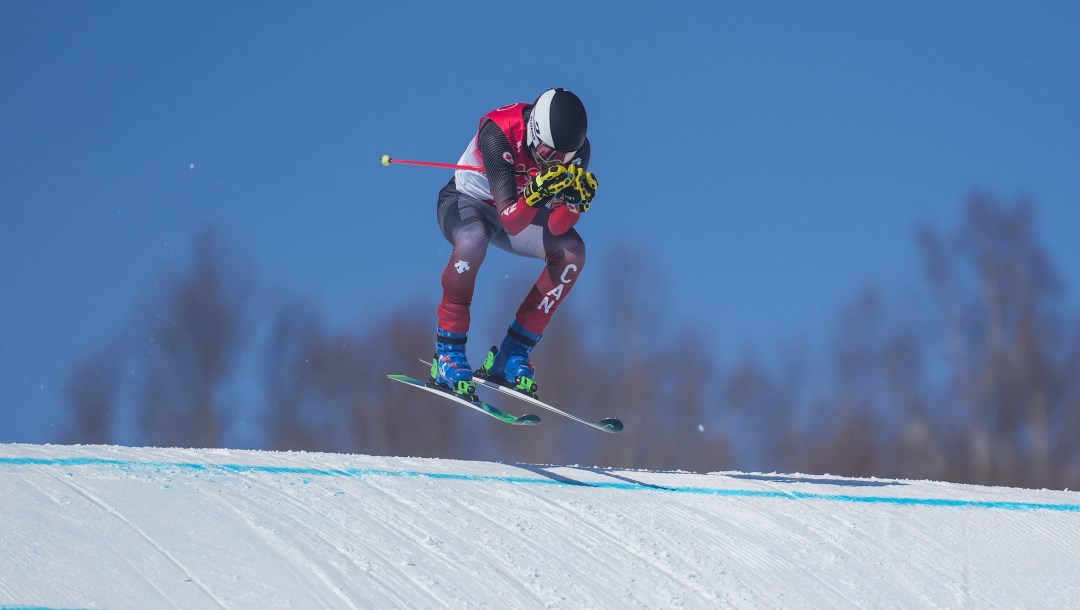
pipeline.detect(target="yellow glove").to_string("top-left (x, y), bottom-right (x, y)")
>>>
top-left (563, 167), bottom-right (598, 214)
top-left (523, 164), bottom-right (576, 207)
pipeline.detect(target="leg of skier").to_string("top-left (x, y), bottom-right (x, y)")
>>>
top-left (481, 215), bottom-right (586, 395)
top-left (432, 184), bottom-right (501, 396)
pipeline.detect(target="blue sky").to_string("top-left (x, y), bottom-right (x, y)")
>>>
top-left (3, 3), bottom-right (1079, 442)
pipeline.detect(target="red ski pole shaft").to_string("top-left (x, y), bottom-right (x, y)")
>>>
top-left (380, 154), bottom-right (483, 172)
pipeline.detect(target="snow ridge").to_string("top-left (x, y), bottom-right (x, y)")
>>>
top-left (2, 444), bottom-right (1079, 609)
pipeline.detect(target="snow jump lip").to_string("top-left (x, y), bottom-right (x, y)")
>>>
top-left (3, 456), bottom-right (1078, 514)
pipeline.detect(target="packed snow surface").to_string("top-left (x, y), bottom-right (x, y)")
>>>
top-left (2, 443), bottom-right (1079, 609)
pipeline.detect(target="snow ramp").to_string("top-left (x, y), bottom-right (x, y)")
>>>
top-left (2, 444), bottom-right (1079, 609)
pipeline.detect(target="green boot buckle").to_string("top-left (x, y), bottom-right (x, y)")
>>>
top-left (515, 376), bottom-right (537, 396)
top-left (455, 380), bottom-right (476, 398)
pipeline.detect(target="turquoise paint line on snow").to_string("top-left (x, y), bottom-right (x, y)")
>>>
top-left (0, 606), bottom-right (97, 610)
top-left (2, 456), bottom-right (1079, 513)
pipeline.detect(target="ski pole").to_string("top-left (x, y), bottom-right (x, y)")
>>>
top-left (380, 154), bottom-right (483, 172)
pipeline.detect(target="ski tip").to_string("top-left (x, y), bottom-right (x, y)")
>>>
top-left (516, 414), bottom-right (542, 425)
top-left (598, 418), bottom-right (624, 433)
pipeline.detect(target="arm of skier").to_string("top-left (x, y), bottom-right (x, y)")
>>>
top-left (478, 122), bottom-right (538, 236)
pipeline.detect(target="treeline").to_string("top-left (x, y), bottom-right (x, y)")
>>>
top-left (63, 196), bottom-right (1080, 489)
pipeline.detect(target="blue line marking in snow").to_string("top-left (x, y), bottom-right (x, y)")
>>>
top-left (0, 607), bottom-right (97, 610)
top-left (2, 456), bottom-right (1079, 513)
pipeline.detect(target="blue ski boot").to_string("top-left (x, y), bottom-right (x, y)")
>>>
top-left (477, 320), bottom-right (541, 397)
top-left (430, 327), bottom-right (476, 400)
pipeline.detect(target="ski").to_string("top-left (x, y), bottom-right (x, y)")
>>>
top-left (474, 376), bottom-right (623, 433)
top-left (418, 358), bottom-right (623, 433)
top-left (387, 374), bottom-right (541, 426)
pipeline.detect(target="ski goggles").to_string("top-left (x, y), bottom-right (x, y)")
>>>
top-left (533, 142), bottom-right (577, 166)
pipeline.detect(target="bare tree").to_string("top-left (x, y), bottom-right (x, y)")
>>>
top-left (261, 300), bottom-right (344, 451)
top-left (915, 196), bottom-right (1077, 487)
top-left (134, 228), bottom-right (253, 448)
top-left (720, 344), bottom-right (810, 473)
top-left (737, 195), bottom-right (1080, 489)
top-left (61, 342), bottom-right (123, 444)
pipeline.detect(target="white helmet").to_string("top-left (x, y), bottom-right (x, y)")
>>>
top-left (527, 88), bottom-right (588, 153)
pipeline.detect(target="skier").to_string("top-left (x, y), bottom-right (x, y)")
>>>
top-left (432, 88), bottom-right (597, 400)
